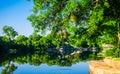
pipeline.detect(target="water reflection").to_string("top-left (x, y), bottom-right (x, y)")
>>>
top-left (0, 50), bottom-right (102, 74)
top-left (1, 62), bottom-right (88, 74)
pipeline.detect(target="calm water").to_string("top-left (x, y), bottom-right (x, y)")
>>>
top-left (0, 49), bottom-right (96, 74)
top-left (0, 62), bottom-right (89, 74)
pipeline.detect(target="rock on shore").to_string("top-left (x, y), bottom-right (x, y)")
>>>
top-left (89, 58), bottom-right (120, 74)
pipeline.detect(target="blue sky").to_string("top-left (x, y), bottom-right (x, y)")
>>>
top-left (0, 0), bottom-right (34, 36)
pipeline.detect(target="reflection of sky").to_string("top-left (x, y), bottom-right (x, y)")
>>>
top-left (0, 0), bottom-right (34, 36)
top-left (0, 62), bottom-right (89, 74)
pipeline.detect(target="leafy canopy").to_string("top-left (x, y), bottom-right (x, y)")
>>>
top-left (28, 0), bottom-right (120, 47)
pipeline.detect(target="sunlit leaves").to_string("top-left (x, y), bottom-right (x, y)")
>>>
top-left (2, 26), bottom-right (18, 40)
top-left (88, 5), bottom-right (104, 25)
top-left (102, 20), bottom-right (116, 26)
top-left (104, 1), bottom-right (110, 8)
top-left (78, 0), bottom-right (90, 7)
top-left (16, 35), bottom-right (28, 46)
top-left (28, 0), bottom-right (88, 36)
top-left (28, 0), bottom-right (119, 51)
top-left (70, 13), bottom-right (77, 24)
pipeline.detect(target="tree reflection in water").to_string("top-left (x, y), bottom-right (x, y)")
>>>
top-left (0, 49), bottom-right (103, 74)
top-left (1, 63), bottom-right (17, 74)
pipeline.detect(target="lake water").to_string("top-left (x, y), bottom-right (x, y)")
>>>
top-left (0, 62), bottom-right (89, 74)
top-left (0, 50), bottom-right (96, 74)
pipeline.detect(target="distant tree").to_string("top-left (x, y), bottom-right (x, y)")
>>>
top-left (3, 26), bottom-right (18, 40)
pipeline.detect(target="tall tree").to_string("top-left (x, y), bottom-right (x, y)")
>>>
top-left (28, 0), bottom-right (119, 48)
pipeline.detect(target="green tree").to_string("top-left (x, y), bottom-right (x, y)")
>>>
top-left (16, 35), bottom-right (28, 46)
top-left (28, 34), bottom-right (42, 50)
top-left (28, 0), bottom-right (119, 51)
top-left (3, 26), bottom-right (18, 40)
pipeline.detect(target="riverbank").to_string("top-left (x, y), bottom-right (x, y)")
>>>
top-left (89, 57), bottom-right (120, 74)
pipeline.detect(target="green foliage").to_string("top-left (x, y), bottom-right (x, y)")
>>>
top-left (27, 0), bottom-right (91, 36)
top-left (27, 0), bottom-right (119, 50)
top-left (105, 49), bottom-right (113, 56)
top-left (16, 35), bottom-right (28, 46)
top-left (105, 47), bottom-right (120, 58)
top-left (3, 26), bottom-right (18, 40)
